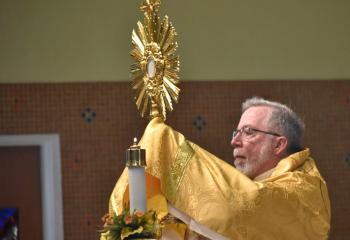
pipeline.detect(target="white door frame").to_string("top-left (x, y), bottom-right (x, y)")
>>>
top-left (0, 134), bottom-right (64, 240)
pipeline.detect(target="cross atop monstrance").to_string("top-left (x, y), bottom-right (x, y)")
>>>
top-left (130, 0), bottom-right (180, 121)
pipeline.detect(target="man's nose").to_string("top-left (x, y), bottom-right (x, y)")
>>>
top-left (231, 135), bottom-right (242, 148)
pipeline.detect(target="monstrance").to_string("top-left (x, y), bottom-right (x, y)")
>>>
top-left (130, 0), bottom-right (180, 121)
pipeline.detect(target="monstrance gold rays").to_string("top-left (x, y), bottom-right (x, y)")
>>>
top-left (130, 0), bottom-right (180, 121)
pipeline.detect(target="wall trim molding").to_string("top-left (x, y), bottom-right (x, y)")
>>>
top-left (0, 134), bottom-right (64, 240)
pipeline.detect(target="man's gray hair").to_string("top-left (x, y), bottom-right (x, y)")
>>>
top-left (242, 97), bottom-right (305, 154)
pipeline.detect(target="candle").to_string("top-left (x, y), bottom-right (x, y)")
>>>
top-left (126, 138), bottom-right (147, 213)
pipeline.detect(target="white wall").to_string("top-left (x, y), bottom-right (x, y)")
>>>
top-left (0, 0), bottom-right (349, 83)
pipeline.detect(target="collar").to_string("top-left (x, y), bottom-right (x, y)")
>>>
top-left (270, 148), bottom-right (310, 177)
top-left (253, 148), bottom-right (310, 181)
top-left (253, 168), bottom-right (275, 181)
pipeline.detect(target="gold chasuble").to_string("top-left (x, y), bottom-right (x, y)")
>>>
top-left (108, 117), bottom-right (331, 240)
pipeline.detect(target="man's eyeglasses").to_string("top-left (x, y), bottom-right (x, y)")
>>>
top-left (232, 126), bottom-right (281, 140)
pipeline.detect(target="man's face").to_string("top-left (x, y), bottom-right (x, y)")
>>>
top-left (231, 106), bottom-right (279, 179)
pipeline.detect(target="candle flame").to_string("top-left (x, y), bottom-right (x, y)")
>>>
top-left (133, 137), bottom-right (137, 144)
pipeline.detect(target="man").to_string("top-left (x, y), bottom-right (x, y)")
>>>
top-left (105, 97), bottom-right (331, 240)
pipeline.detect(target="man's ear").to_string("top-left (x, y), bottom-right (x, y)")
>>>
top-left (274, 136), bottom-right (288, 157)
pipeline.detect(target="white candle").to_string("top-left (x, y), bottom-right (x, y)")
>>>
top-left (126, 137), bottom-right (147, 213)
top-left (128, 167), bottom-right (147, 213)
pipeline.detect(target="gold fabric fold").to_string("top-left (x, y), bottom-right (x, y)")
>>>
top-left (108, 117), bottom-right (331, 239)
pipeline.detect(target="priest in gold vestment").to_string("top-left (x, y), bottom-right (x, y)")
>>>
top-left (104, 97), bottom-right (331, 240)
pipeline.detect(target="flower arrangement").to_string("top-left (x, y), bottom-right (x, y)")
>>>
top-left (100, 208), bottom-right (162, 240)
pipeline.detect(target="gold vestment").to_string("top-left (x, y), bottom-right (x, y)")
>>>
top-left (107, 117), bottom-right (331, 239)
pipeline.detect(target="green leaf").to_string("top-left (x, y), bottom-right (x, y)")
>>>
top-left (120, 226), bottom-right (144, 240)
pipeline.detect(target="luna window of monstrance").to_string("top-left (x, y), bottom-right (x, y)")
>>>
top-left (130, 0), bottom-right (180, 121)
